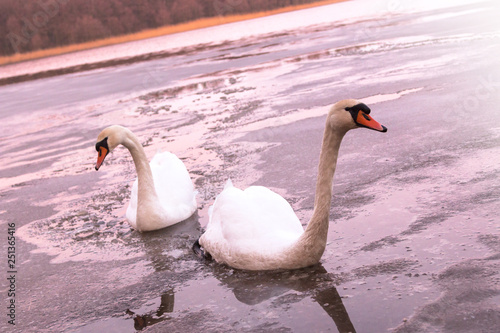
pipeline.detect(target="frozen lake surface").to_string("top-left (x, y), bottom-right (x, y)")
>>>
top-left (1, 0), bottom-right (499, 332)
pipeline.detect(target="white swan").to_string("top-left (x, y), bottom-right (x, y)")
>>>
top-left (195, 99), bottom-right (387, 270)
top-left (95, 125), bottom-right (197, 232)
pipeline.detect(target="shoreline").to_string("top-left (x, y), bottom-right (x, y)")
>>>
top-left (0, 0), bottom-right (347, 67)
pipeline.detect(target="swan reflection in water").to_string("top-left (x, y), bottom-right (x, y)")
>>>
top-left (212, 264), bottom-right (356, 333)
top-left (314, 285), bottom-right (357, 333)
top-left (128, 257), bottom-right (356, 332)
top-left (123, 216), bottom-right (199, 330)
top-left (126, 289), bottom-right (175, 330)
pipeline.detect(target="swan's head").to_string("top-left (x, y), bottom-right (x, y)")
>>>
top-left (328, 99), bottom-right (387, 133)
top-left (95, 125), bottom-right (127, 171)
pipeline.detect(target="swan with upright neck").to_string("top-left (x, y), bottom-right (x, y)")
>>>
top-left (194, 99), bottom-right (387, 270)
top-left (95, 125), bottom-right (197, 232)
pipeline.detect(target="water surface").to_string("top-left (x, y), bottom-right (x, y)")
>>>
top-left (1, 0), bottom-right (499, 332)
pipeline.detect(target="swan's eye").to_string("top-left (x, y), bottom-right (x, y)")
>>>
top-left (95, 137), bottom-right (109, 153)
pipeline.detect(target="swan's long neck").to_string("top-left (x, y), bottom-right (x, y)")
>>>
top-left (121, 130), bottom-right (164, 231)
top-left (290, 125), bottom-right (346, 264)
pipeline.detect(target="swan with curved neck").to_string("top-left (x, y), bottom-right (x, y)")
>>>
top-left (95, 125), bottom-right (197, 232)
top-left (195, 99), bottom-right (387, 270)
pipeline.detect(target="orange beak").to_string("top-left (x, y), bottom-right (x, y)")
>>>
top-left (95, 146), bottom-right (108, 171)
top-left (355, 111), bottom-right (387, 132)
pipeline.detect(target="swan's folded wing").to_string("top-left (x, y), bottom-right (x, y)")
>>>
top-left (244, 186), bottom-right (303, 235)
top-left (151, 151), bottom-right (197, 221)
top-left (208, 185), bottom-right (303, 254)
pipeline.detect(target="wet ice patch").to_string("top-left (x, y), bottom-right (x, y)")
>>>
top-left (105, 261), bottom-right (155, 289)
top-left (392, 254), bottom-right (500, 332)
top-left (360, 87), bottom-right (423, 104)
top-left (164, 248), bottom-right (184, 259)
top-left (413, 8), bottom-right (487, 24)
top-left (17, 185), bottom-right (142, 264)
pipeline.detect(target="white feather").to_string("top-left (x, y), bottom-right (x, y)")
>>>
top-left (126, 151), bottom-right (197, 229)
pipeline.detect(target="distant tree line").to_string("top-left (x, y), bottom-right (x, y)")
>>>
top-left (1, 0), bottom-right (324, 56)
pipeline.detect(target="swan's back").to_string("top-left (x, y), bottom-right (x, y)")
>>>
top-left (126, 151), bottom-right (197, 227)
top-left (200, 181), bottom-right (304, 265)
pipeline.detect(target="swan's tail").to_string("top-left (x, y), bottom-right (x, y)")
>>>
top-left (192, 238), bottom-right (212, 261)
top-left (224, 178), bottom-right (233, 189)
